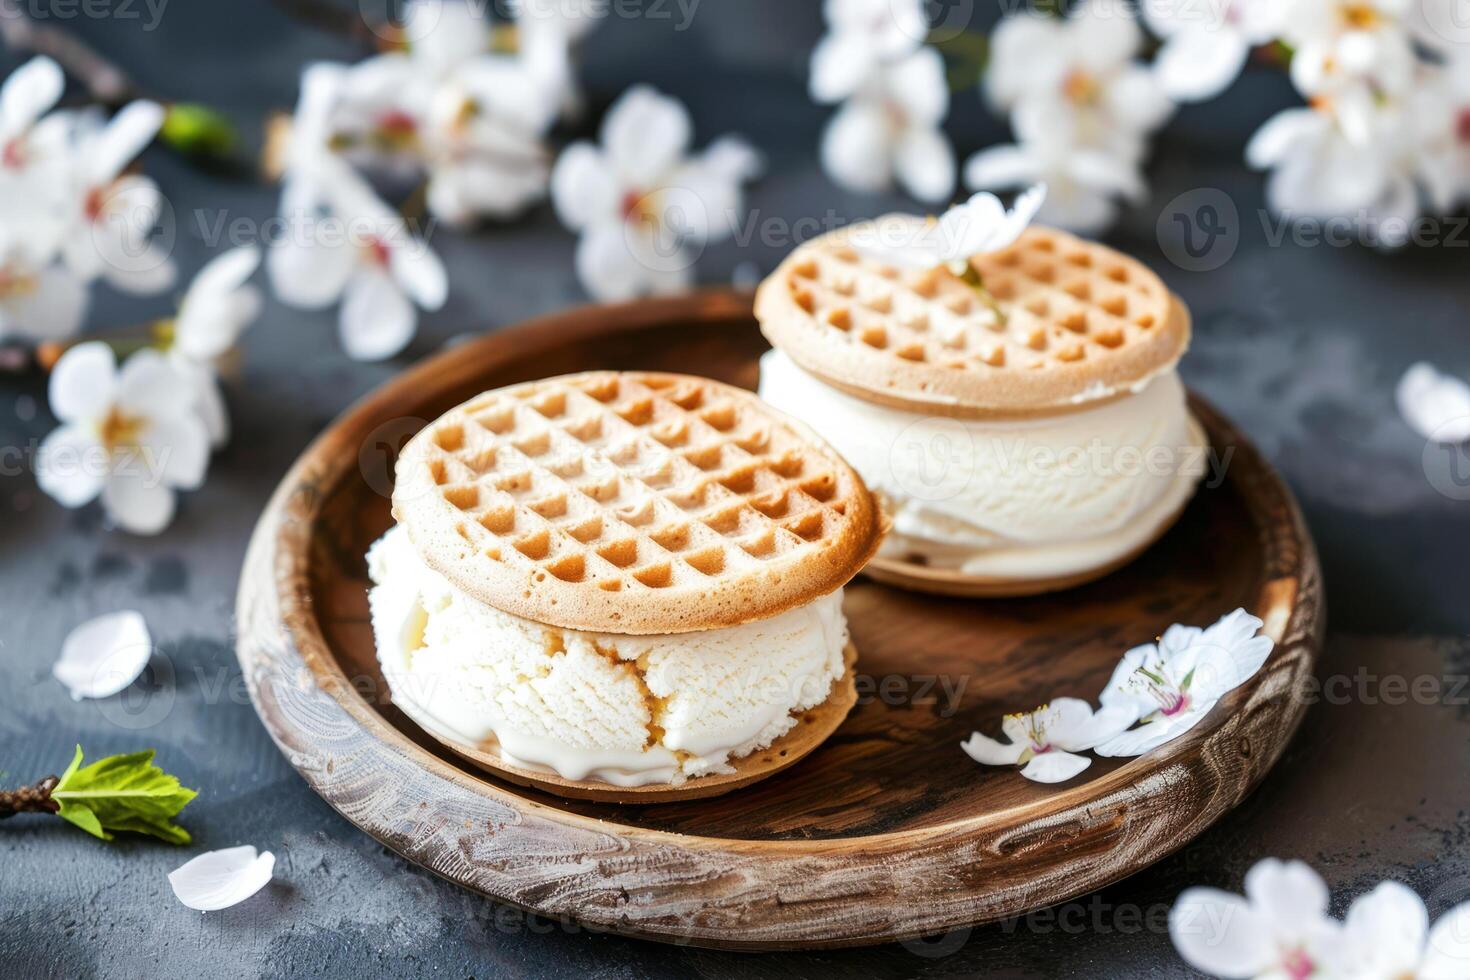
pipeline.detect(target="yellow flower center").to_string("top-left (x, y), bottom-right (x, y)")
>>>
top-left (98, 407), bottom-right (146, 451)
top-left (1063, 70), bottom-right (1101, 106)
top-left (1341, 4), bottom-right (1381, 29)
top-left (0, 265), bottom-right (38, 301)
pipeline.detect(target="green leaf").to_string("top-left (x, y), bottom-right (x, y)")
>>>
top-left (51, 745), bottom-right (197, 845)
top-left (159, 103), bottom-right (239, 159)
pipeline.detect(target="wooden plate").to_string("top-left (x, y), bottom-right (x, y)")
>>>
top-left (237, 289), bottom-right (1323, 950)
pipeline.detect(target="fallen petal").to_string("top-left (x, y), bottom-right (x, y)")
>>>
top-left (168, 846), bottom-right (275, 912)
top-left (1397, 362), bottom-right (1470, 444)
top-left (53, 610), bottom-right (152, 700)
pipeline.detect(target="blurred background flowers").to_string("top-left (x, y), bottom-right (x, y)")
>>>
top-left (2, 0), bottom-right (1469, 535)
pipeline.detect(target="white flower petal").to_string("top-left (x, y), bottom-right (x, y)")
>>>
top-left (172, 356), bottom-right (230, 449)
top-left (551, 142), bottom-right (618, 232)
top-left (168, 846), bottom-right (275, 912)
top-left (1244, 859), bottom-right (1331, 932)
top-left (267, 234), bottom-right (356, 310)
top-left (987, 15), bottom-right (1064, 110)
top-left (53, 610), bottom-right (151, 700)
top-left (1422, 902), bottom-right (1470, 979)
top-left (1154, 29), bottom-right (1250, 103)
top-left (1, 262), bottom-right (90, 342)
top-left (959, 731), bottom-right (1026, 766)
top-left (48, 341), bottom-right (117, 423)
top-left (1397, 363), bottom-right (1470, 444)
top-left (1072, 0), bottom-right (1143, 73)
top-left (894, 124), bottom-right (955, 204)
top-left (1094, 709), bottom-right (1207, 756)
top-left (1104, 64), bottom-right (1175, 135)
top-left (116, 348), bottom-right (194, 420)
top-left (175, 283), bottom-right (262, 363)
top-left (601, 85), bottom-right (690, 187)
top-left (810, 31), bottom-right (876, 104)
top-left (1246, 109), bottom-right (1324, 170)
top-left (1339, 881), bottom-right (1430, 978)
top-left (1019, 750), bottom-right (1092, 783)
top-left (88, 100), bottom-right (165, 185)
top-left (820, 100), bottom-right (894, 194)
top-left (1170, 887), bottom-right (1279, 977)
top-left (573, 223), bottom-right (690, 302)
top-left (186, 245), bottom-right (262, 304)
top-left (1, 56), bottom-right (65, 140)
top-left (339, 269), bottom-right (415, 361)
top-left (36, 424), bottom-right (107, 508)
top-left (963, 145), bottom-right (1039, 192)
top-left (885, 46), bottom-right (949, 124)
top-left (390, 240), bottom-right (447, 311)
top-left (101, 469), bottom-right (177, 535)
top-left (140, 414), bottom-right (210, 491)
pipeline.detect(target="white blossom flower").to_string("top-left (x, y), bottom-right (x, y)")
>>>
top-left (961, 698), bottom-right (1133, 783)
top-left (36, 341), bottom-right (209, 535)
top-left (1396, 362), bottom-right (1470, 444)
top-left (550, 85), bottom-right (760, 301)
top-left (1334, 880), bottom-right (1470, 979)
top-left (986, 1), bottom-right (1173, 165)
top-left (168, 846), bottom-right (275, 912)
top-left (819, 46), bottom-right (954, 202)
top-left (420, 56), bottom-right (556, 226)
top-left (53, 610), bottom-right (153, 701)
top-left (167, 246), bottom-right (263, 448)
top-left (1170, 859), bottom-right (1341, 979)
top-left (515, 0), bottom-right (606, 119)
top-left (277, 62), bottom-right (351, 197)
top-left (0, 233), bottom-right (89, 342)
top-left (965, 100), bottom-right (1147, 234)
top-left (269, 171), bottom-right (446, 361)
top-left (1143, 0), bottom-right (1283, 102)
top-left (1246, 76), bottom-right (1460, 245)
top-left (853, 184), bottom-right (1046, 271)
top-left (1094, 608), bottom-right (1274, 757)
top-left (399, 0), bottom-right (490, 78)
top-left (1282, 0), bottom-right (1417, 114)
top-left (58, 100), bottom-right (177, 296)
top-left (0, 55), bottom-right (66, 175)
top-left (809, 0), bottom-right (928, 104)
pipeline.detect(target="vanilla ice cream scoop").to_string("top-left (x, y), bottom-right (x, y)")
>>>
top-left (759, 349), bottom-right (1205, 582)
top-left (368, 526), bottom-right (849, 787)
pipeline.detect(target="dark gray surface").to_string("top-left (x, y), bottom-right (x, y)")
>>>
top-left (3, 3), bottom-right (1469, 978)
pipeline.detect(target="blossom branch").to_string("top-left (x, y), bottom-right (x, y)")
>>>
top-left (0, 775), bottom-right (60, 818)
top-left (0, 9), bottom-right (138, 105)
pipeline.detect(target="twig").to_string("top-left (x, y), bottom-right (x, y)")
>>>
top-left (0, 776), bottom-right (59, 818)
top-left (0, 7), bottom-right (138, 105)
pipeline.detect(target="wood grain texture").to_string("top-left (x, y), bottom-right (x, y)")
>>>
top-left (236, 289), bottom-right (1323, 950)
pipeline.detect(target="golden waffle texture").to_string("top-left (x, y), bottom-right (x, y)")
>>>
top-left (392, 372), bottom-right (885, 634)
top-left (755, 222), bottom-right (1191, 416)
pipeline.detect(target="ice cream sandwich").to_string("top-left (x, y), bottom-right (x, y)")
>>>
top-left (368, 371), bottom-right (884, 801)
top-left (755, 220), bottom-right (1205, 596)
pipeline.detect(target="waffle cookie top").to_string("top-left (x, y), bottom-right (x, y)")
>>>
top-left (391, 372), bottom-right (885, 635)
top-left (755, 221), bottom-right (1191, 417)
